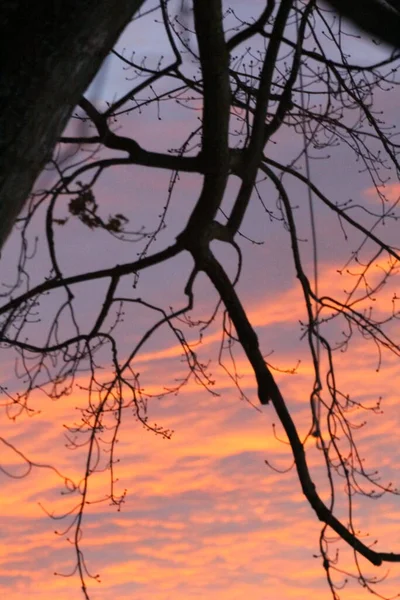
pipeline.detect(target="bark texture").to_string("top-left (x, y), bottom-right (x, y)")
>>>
top-left (0, 0), bottom-right (145, 250)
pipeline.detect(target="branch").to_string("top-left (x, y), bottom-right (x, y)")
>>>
top-left (0, 242), bottom-right (182, 319)
top-left (180, 0), bottom-right (231, 236)
top-left (201, 250), bottom-right (400, 567)
top-left (226, 1), bottom-right (275, 51)
top-left (261, 157), bottom-right (400, 263)
top-left (227, 0), bottom-right (296, 235)
top-left (78, 97), bottom-right (203, 173)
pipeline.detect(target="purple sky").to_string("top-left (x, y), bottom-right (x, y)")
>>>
top-left (1, 2), bottom-right (400, 599)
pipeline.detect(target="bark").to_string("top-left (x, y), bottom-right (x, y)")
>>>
top-left (325, 0), bottom-right (400, 48)
top-left (0, 0), bottom-right (145, 250)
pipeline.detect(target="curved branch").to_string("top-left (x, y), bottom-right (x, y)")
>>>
top-left (261, 157), bottom-right (400, 263)
top-left (0, 242), bottom-right (182, 319)
top-left (200, 249), bottom-right (399, 567)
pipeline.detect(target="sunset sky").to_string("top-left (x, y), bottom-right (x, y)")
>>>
top-left (1, 2), bottom-right (400, 599)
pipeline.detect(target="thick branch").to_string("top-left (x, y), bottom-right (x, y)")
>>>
top-left (199, 251), bottom-right (279, 405)
top-left (201, 249), bottom-right (399, 567)
top-left (227, 0), bottom-right (294, 235)
top-left (78, 97), bottom-right (203, 173)
top-left (180, 0), bottom-right (231, 237)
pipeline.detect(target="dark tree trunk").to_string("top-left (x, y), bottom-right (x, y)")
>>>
top-left (325, 0), bottom-right (400, 48)
top-left (0, 0), bottom-right (145, 249)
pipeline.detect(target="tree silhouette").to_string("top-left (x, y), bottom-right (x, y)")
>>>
top-left (2, 1), bottom-right (400, 598)
top-left (1, 0), bottom-right (400, 250)
top-left (326, 0), bottom-right (400, 49)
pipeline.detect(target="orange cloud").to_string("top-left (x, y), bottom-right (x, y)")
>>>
top-left (364, 182), bottom-right (400, 203)
top-left (1, 242), bottom-right (400, 600)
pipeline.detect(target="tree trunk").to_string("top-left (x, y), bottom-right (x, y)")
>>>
top-left (0, 0), bottom-right (145, 250)
top-left (325, 0), bottom-right (400, 48)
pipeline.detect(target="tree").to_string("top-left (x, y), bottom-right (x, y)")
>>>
top-left (1, 0), bottom-right (400, 251)
top-left (2, 1), bottom-right (400, 598)
top-left (0, 0), bottom-right (146, 249)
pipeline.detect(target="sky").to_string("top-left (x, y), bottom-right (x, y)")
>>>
top-left (1, 2), bottom-right (400, 599)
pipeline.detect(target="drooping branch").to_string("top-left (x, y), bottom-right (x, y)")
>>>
top-left (261, 157), bottom-right (400, 263)
top-left (201, 248), bottom-right (400, 567)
